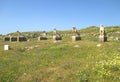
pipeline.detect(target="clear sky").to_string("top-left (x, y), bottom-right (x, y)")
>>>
top-left (0, 0), bottom-right (120, 34)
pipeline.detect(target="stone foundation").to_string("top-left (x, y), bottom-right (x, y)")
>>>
top-left (99, 36), bottom-right (107, 42)
top-left (4, 37), bottom-right (10, 41)
top-left (19, 37), bottom-right (27, 42)
top-left (72, 36), bottom-right (81, 41)
top-left (38, 36), bottom-right (47, 40)
top-left (3, 36), bottom-right (27, 42)
top-left (53, 36), bottom-right (62, 41)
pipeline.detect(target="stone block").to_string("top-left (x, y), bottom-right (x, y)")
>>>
top-left (99, 36), bottom-right (107, 42)
top-left (19, 37), bottom-right (27, 41)
top-left (4, 45), bottom-right (10, 50)
top-left (38, 36), bottom-right (47, 40)
top-left (72, 36), bottom-right (81, 41)
top-left (53, 36), bottom-right (62, 41)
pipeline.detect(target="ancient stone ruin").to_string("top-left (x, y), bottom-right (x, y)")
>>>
top-left (38, 31), bottom-right (48, 40)
top-left (52, 28), bottom-right (62, 41)
top-left (99, 24), bottom-right (107, 42)
top-left (4, 36), bottom-right (27, 42)
top-left (3, 31), bottom-right (27, 42)
top-left (72, 27), bottom-right (81, 41)
top-left (4, 45), bottom-right (10, 50)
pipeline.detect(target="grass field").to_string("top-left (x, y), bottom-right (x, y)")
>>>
top-left (0, 26), bottom-right (120, 82)
top-left (0, 36), bottom-right (120, 82)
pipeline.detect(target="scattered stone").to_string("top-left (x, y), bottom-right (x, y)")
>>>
top-left (24, 73), bottom-right (27, 76)
top-left (97, 44), bottom-right (102, 47)
top-left (116, 37), bottom-right (120, 41)
top-left (27, 39), bottom-right (30, 42)
top-left (34, 45), bottom-right (39, 48)
top-left (74, 45), bottom-right (79, 47)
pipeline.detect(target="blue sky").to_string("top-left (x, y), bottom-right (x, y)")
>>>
top-left (0, 0), bottom-right (120, 34)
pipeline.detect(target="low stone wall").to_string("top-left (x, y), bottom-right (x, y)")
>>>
top-left (11, 37), bottom-right (17, 41)
top-left (3, 36), bottom-right (27, 42)
top-left (4, 37), bottom-right (10, 41)
top-left (19, 37), bottom-right (27, 41)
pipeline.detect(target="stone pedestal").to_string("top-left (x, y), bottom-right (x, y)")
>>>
top-left (11, 37), bottom-right (17, 42)
top-left (17, 36), bottom-right (19, 42)
top-left (4, 36), bottom-right (27, 42)
top-left (19, 36), bottom-right (27, 42)
top-left (72, 36), bottom-right (81, 41)
top-left (116, 37), bottom-right (120, 41)
top-left (38, 36), bottom-right (47, 40)
top-left (53, 35), bottom-right (62, 41)
top-left (4, 45), bottom-right (10, 50)
top-left (99, 24), bottom-right (107, 42)
top-left (99, 35), bottom-right (107, 42)
top-left (3, 37), bottom-right (10, 41)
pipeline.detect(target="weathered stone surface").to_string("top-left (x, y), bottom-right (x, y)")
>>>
top-left (38, 36), bottom-right (47, 40)
top-left (71, 27), bottom-right (81, 41)
top-left (53, 35), bottom-right (62, 41)
top-left (4, 45), bottom-right (10, 50)
top-left (99, 24), bottom-right (107, 42)
top-left (72, 36), bottom-right (81, 41)
top-left (19, 36), bottom-right (27, 42)
top-left (52, 28), bottom-right (62, 41)
top-left (3, 36), bottom-right (27, 42)
top-left (99, 36), bottom-right (107, 42)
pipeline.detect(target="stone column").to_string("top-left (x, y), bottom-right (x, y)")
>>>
top-left (10, 36), bottom-right (12, 42)
top-left (72, 26), bottom-right (81, 41)
top-left (3, 37), bottom-right (5, 41)
top-left (99, 24), bottom-right (107, 42)
top-left (17, 36), bottom-right (19, 42)
top-left (53, 28), bottom-right (62, 41)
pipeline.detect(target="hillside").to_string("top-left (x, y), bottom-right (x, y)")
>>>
top-left (0, 26), bottom-right (120, 82)
top-left (5, 26), bottom-right (120, 40)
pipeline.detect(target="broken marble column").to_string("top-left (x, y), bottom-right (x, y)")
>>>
top-left (53, 28), bottom-right (62, 41)
top-left (38, 31), bottom-right (48, 40)
top-left (72, 27), bottom-right (81, 41)
top-left (99, 24), bottom-right (107, 42)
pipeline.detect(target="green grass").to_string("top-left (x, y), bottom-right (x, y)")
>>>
top-left (0, 38), bottom-right (120, 82)
top-left (1, 26), bottom-right (120, 82)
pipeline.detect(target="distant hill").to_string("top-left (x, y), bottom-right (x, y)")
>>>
top-left (6, 26), bottom-right (120, 40)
